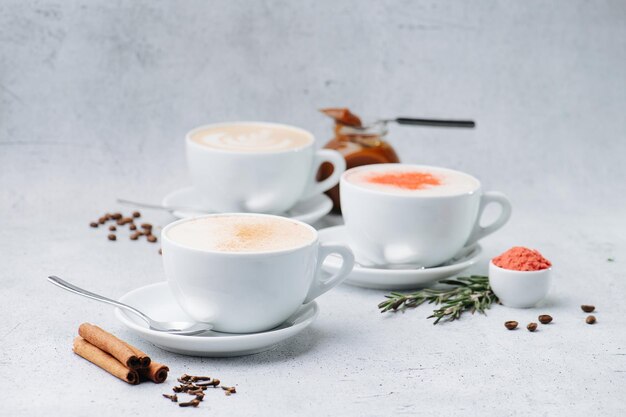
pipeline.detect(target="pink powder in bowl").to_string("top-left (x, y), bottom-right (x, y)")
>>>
top-left (492, 246), bottom-right (551, 271)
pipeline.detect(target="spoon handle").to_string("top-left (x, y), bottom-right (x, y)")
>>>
top-left (394, 117), bottom-right (475, 128)
top-left (117, 198), bottom-right (209, 214)
top-left (47, 276), bottom-right (152, 325)
top-left (116, 198), bottom-right (175, 212)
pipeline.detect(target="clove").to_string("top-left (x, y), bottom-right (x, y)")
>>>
top-left (162, 394), bottom-right (178, 402)
top-left (179, 399), bottom-right (200, 408)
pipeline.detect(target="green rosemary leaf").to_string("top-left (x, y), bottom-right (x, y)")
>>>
top-left (378, 275), bottom-right (498, 324)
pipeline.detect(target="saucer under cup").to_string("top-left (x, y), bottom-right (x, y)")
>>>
top-left (318, 225), bottom-right (483, 290)
top-left (162, 213), bottom-right (354, 333)
top-left (186, 122), bottom-right (345, 214)
top-left (340, 164), bottom-right (512, 268)
top-left (115, 283), bottom-right (319, 357)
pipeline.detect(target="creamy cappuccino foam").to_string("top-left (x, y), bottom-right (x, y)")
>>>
top-left (189, 123), bottom-right (313, 152)
top-left (345, 165), bottom-right (480, 196)
top-left (167, 215), bottom-right (316, 252)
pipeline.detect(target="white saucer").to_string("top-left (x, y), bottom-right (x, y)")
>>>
top-left (162, 187), bottom-right (333, 225)
top-left (115, 283), bottom-right (319, 357)
top-left (318, 225), bottom-right (482, 290)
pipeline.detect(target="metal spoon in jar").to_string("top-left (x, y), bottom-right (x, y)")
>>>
top-left (380, 117), bottom-right (476, 128)
top-left (47, 276), bottom-right (213, 335)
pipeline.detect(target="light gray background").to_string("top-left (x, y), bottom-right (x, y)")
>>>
top-left (1, 1), bottom-right (625, 416)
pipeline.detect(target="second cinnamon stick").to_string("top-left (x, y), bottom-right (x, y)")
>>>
top-left (78, 323), bottom-right (141, 369)
top-left (73, 337), bottom-right (139, 385)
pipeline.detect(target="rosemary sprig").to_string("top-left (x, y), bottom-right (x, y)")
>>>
top-left (377, 275), bottom-right (498, 324)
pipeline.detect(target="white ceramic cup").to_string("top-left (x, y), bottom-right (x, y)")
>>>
top-left (488, 261), bottom-right (552, 308)
top-left (340, 164), bottom-right (513, 268)
top-left (186, 122), bottom-right (346, 213)
top-left (161, 213), bottom-right (354, 333)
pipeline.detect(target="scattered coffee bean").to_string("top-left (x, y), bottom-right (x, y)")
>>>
top-left (586, 315), bottom-right (596, 324)
top-left (141, 223), bottom-right (153, 231)
top-left (90, 222), bottom-right (98, 228)
top-left (111, 213), bottom-right (122, 220)
top-left (108, 225), bottom-right (116, 231)
top-left (116, 218), bottom-right (125, 226)
top-left (179, 399), bottom-right (200, 408)
top-left (132, 211), bottom-right (141, 218)
top-left (130, 232), bottom-right (140, 241)
top-left (104, 213), bottom-right (112, 220)
top-left (129, 224), bottom-right (137, 231)
top-left (98, 217), bottom-right (106, 224)
top-left (527, 322), bottom-right (538, 332)
top-left (122, 217), bottom-right (133, 224)
top-left (538, 315), bottom-right (553, 324)
top-left (108, 234), bottom-right (116, 241)
top-left (581, 305), bottom-right (595, 313)
top-left (147, 235), bottom-right (158, 243)
top-left (504, 321), bottom-right (518, 330)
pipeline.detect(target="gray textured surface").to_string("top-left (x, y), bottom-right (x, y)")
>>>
top-left (1, 1), bottom-right (625, 415)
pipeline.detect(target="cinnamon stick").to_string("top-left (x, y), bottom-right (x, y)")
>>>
top-left (122, 340), bottom-right (167, 383)
top-left (122, 341), bottom-right (151, 369)
top-left (78, 323), bottom-right (141, 369)
top-left (73, 337), bottom-right (139, 385)
top-left (139, 362), bottom-right (169, 383)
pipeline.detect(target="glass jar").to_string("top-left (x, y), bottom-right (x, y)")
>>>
top-left (317, 121), bottom-right (400, 213)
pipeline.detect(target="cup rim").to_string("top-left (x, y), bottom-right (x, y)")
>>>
top-left (340, 163), bottom-right (482, 198)
top-left (185, 121), bottom-right (315, 155)
top-left (489, 260), bottom-right (552, 275)
top-left (161, 213), bottom-right (319, 256)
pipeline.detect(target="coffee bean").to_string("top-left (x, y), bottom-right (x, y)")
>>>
top-left (129, 224), bottom-right (137, 231)
top-left (90, 222), bottom-right (98, 228)
top-left (586, 315), bottom-right (596, 324)
top-left (132, 211), bottom-right (141, 218)
top-left (116, 218), bottom-right (125, 225)
top-left (109, 225), bottom-right (116, 231)
top-left (141, 223), bottom-right (153, 231)
top-left (108, 234), bottom-right (116, 241)
top-left (130, 232), bottom-right (140, 241)
top-left (104, 213), bottom-right (112, 220)
top-left (147, 235), bottom-right (157, 243)
top-left (111, 213), bottom-right (122, 220)
top-left (122, 217), bottom-right (133, 224)
top-left (527, 322), bottom-right (538, 332)
top-left (98, 217), bottom-right (106, 224)
top-left (504, 321), bottom-right (518, 330)
top-left (581, 305), bottom-right (595, 313)
top-left (538, 315), bottom-right (553, 324)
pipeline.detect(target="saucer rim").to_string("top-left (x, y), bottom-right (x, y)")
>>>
top-left (318, 225), bottom-right (482, 276)
top-left (162, 186), bottom-right (332, 223)
top-left (115, 282), bottom-right (320, 341)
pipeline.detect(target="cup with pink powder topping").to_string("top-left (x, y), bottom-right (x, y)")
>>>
top-left (489, 246), bottom-right (552, 308)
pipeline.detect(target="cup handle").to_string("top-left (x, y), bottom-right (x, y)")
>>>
top-left (303, 243), bottom-right (354, 304)
top-left (466, 191), bottom-right (512, 246)
top-left (300, 149), bottom-right (346, 200)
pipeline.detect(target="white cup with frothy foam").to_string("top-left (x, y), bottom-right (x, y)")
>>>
top-left (162, 213), bottom-right (354, 333)
top-left (341, 164), bottom-right (512, 268)
top-left (186, 122), bottom-right (346, 213)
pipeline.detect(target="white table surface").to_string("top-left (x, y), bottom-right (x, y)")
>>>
top-left (1, 1), bottom-right (625, 415)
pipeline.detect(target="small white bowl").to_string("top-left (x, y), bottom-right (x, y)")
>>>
top-left (489, 261), bottom-right (552, 308)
